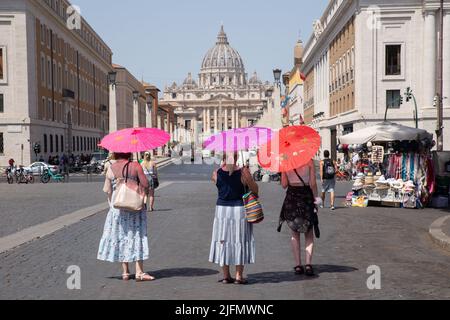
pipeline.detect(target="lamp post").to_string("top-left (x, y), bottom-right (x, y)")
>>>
top-left (145, 92), bottom-right (153, 128)
top-left (108, 71), bottom-right (117, 133)
top-left (133, 90), bottom-right (140, 128)
top-left (436, 0), bottom-right (444, 151)
top-left (273, 69), bottom-right (282, 87)
top-left (405, 87), bottom-right (418, 128)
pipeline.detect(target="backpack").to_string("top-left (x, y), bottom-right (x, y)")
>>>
top-left (323, 159), bottom-right (336, 179)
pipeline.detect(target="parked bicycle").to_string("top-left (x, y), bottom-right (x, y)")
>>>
top-left (5, 167), bottom-right (15, 184)
top-left (15, 167), bottom-right (34, 184)
top-left (40, 168), bottom-right (66, 184)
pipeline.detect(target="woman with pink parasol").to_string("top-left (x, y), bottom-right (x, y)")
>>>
top-left (205, 127), bottom-right (271, 285)
top-left (97, 128), bottom-right (170, 282)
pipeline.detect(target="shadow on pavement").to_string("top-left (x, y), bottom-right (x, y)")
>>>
top-left (107, 268), bottom-right (219, 281)
top-left (247, 265), bottom-right (358, 284)
top-left (149, 267), bottom-right (219, 279)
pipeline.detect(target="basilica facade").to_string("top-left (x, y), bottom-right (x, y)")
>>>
top-left (162, 26), bottom-right (272, 146)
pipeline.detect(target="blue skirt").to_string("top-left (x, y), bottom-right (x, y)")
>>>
top-left (97, 203), bottom-right (149, 263)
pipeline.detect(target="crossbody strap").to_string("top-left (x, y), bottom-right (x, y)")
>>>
top-left (293, 169), bottom-right (308, 187)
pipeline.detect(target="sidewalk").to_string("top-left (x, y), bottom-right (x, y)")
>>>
top-left (429, 214), bottom-right (450, 252)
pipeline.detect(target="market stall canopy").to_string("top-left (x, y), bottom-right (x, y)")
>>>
top-left (339, 122), bottom-right (433, 145)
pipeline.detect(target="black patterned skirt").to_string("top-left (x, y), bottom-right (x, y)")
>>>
top-left (279, 186), bottom-right (316, 234)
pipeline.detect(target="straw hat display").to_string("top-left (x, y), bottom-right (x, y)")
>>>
top-left (352, 178), bottom-right (364, 190)
top-left (403, 181), bottom-right (416, 193)
top-left (374, 172), bottom-right (382, 182)
top-left (364, 173), bottom-right (374, 186)
top-left (375, 175), bottom-right (390, 190)
top-left (391, 179), bottom-right (404, 190)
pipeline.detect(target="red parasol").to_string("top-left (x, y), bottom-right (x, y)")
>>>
top-left (258, 126), bottom-right (321, 173)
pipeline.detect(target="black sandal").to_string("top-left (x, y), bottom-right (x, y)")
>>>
top-left (294, 266), bottom-right (305, 275)
top-left (305, 265), bottom-right (315, 277)
top-left (219, 278), bottom-right (234, 284)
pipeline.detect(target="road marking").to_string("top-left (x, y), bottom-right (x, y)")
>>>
top-left (0, 181), bottom-right (173, 254)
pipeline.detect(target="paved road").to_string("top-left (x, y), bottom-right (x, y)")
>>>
top-left (1, 162), bottom-right (450, 299)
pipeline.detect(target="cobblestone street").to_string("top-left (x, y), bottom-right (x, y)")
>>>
top-left (1, 163), bottom-right (450, 300)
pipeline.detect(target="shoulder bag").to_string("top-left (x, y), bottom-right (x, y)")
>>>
top-left (112, 161), bottom-right (145, 212)
top-left (242, 173), bottom-right (264, 224)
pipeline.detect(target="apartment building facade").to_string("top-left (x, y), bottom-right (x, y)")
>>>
top-left (0, 0), bottom-right (112, 165)
top-left (302, 0), bottom-right (450, 159)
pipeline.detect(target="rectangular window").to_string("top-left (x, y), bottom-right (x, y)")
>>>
top-left (0, 132), bottom-right (3, 154)
top-left (386, 45), bottom-right (401, 76)
top-left (387, 90), bottom-right (401, 109)
top-left (0, 47), bottom-right (4, 80)
top-left (0, 94), bottom-right (3, 113)
top-left (44, 134), bottom-right (48, 153)
top-left (343, 124), bottom-right (354, 136)
top-left (50, 135), bottom-right (53, 153)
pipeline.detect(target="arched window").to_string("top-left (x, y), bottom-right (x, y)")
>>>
top-left (55, 135), bottom-right (59, 153)
top-left (61, 135), bottom-right (64, 153)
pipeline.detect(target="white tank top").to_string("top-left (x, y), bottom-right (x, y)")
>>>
top-left (286, 165), bottom-right (310, 185)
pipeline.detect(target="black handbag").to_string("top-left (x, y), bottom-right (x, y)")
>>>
top-left (151, 174), bottom-right (159, 189)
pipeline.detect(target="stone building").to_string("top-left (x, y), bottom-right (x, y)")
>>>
top-left (302, 0), bottom-right (450, 159)
top-left (161, 26), bottom-right (272, 147)
top-left (0, 0), bottom-right (112, 165)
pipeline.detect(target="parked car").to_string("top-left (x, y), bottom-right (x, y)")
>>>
top-left (23, 162), bottom-right (59, 176)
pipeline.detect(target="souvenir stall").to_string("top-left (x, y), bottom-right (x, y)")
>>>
top-left (338, 122), bottom-right (435, 209)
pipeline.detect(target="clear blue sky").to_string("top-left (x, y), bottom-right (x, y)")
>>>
top-left (74, 0), bottom-right (329, 91)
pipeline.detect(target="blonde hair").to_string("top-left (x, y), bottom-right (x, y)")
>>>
top-left (142, 152), bottom-right (153, 169)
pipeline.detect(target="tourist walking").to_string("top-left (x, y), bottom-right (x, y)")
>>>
top-left (320, 150), bottom-right (337, 210)
top-left (209, 153), bottom-right (259, 285)
top-left (97, 152), bottom-right (155, 282)
top-left (141, 151), bottom-right (158, 212)
top-left (279, 159), bottom-right (319, 276)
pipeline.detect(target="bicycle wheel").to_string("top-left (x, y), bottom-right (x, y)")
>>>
top-left (41, 174), bottom-right (50, 184)
top-left (29, 175), bottom-right (35, 184)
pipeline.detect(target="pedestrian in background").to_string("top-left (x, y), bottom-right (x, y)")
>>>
top-left (209, 153), bottom-right (259, 285)
top-left (320, 150), bottom-right (337, 210)
top-left (102, 153), bottom-right (115, 175)
top-left (98, 152), bottom-right (155, 282)
top-left (141, 151), bottom-right (158, 212)
top-left (279, 159), bottom-right (319, 276)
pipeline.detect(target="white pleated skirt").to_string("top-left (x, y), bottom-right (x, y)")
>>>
top-left (209, 205), bottom-right (256, 267)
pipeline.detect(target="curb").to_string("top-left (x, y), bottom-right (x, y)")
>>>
top-left (429, 215), bottom-right (450, 252)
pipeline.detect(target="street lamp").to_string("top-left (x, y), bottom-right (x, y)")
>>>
top-left (133, 90), bottom-right (140, 102)
top-left (273, 69), bottom-right (282, 86)
top-left (108, 71), bottom-right (117, 87)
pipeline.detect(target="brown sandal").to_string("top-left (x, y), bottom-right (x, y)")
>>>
top-left (294, 266), bottom-right (305, 275)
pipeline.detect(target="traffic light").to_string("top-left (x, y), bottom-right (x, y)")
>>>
top-left (405, 87), bottom-right (412, 103)
top-left (33, 143), bottom-right (41, 154)
top-left (399, 96), bottom-right (404, 105)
